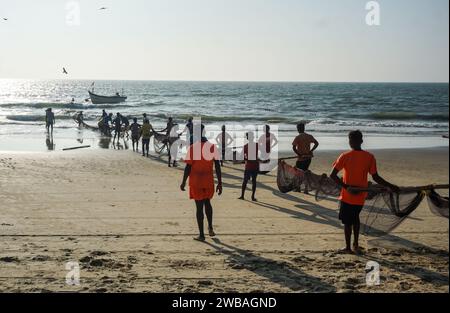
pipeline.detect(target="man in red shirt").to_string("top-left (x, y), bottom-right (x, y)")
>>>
top-left (180, 125), bottom-right (223, 242)
top-left (330, 130), bottom-right (399, 254)
top-left (239, 132), bottom-right (260, 202)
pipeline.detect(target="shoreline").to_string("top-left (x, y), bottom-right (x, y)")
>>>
top-left (0, 129), bottom-right (448, 153)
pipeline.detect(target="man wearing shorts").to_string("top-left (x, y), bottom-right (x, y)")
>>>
top-left (215, 125), bottom-right (233, 166)
top-left (239, 132), bottom-right (260, 202)
top-left (292, 123), bottom-right (319, 171)
top-left (180, 125), bottom-right (222, 242)
top-left (121, 115), bottom-right (130, 139)
top-left (130, 118), bottom-right (141, 152)
top-left (140, 119), bottom-right (153, 157)
top-left (330, 130), bottom-right (398, 254)
top-left (113, 113), bottom-right (122, 143)
top-left (45, 108), bottom-right (55, 133)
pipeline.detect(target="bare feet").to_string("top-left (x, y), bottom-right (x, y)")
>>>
top-left (193, 236), bottom-right (206, 242)
top-left (338, 248), bottom-right (354, 255)
top-left (238, 196), bottom-right (244, 200)
top-left (353, 245), bottom-right (364, 255)
top-left (252, 197), bottom-right (258, 202)
top-left (208, 228), bottom-right (216, 237)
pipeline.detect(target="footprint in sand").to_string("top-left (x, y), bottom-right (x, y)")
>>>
top-left (0, 256), bottom-right (20, 263)
top-left (31, 255), bottom-right (51, 262)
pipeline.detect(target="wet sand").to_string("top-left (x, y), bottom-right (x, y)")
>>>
top-left (0, 147), bottom-right (448, 293)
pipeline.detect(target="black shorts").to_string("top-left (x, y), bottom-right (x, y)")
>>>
top-left (132, 135), bottom-right (139, 141)
top-left (339, 202), bottom-right (363, 225)
top-left (142, 138), bottom-right (150, 146)
top-left (296, 159), bottom-right (312, 171)
top-left (244, 170), bottom-right (258, 181)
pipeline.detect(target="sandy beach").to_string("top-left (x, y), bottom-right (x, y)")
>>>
top-left (0, 147), bottom-right (448, 293)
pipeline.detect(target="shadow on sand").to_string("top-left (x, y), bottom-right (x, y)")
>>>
top-left (204, 238), bottom-right (336, 292)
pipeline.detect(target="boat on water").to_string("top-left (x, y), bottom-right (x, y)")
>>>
top-left (88, 83), bottom-right (127, 104)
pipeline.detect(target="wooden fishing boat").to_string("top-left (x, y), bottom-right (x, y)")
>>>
top-left (88, 82), bottom-right (127, 104)
top-left (88, 90), bottom-right (127, 104)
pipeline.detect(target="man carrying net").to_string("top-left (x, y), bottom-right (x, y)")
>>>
top-left (330, 130), bottom-right (399, 255)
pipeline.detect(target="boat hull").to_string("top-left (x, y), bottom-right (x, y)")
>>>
top-left (89, 91), bottom-right (127, 104)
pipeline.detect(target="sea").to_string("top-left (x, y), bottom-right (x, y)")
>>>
top-left (0, 79), bottom-right (448, 152)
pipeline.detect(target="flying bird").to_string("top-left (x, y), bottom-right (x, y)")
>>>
top-left (63, 67), bottom-right (68, 75)
top-left (99, 7), bottom-right (107, 10)
top-left (2, 18), bottom-right (7, 21)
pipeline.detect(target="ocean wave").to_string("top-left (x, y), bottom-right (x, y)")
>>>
top-left (368, 112), bottom-right (449, 121)
top-left (6, 115), bottom-right (75, 122)
top-left (147, 113), bottom-right (292, 124)
top-left (312, 118), bottom-right (447, 128)
top-left (0, 102), bottom-right (137, 110)
top-left (342, 112), bottom-right (449, 122)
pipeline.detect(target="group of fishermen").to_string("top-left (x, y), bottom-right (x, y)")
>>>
top-left (94, 110), bottom-right (185, 165)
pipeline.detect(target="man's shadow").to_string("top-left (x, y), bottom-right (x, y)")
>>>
top-left (203, 238), bottom-right (336, 292)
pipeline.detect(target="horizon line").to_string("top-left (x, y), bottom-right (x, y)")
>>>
top-left (0, 77), bottom-right (448, 84)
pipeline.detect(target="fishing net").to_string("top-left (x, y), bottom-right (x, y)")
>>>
top-left (277, 160), bottom-right (306, 193)
top-left (277, 160), bottom-right (340, 198)
top-left (427, 190), bottom-right (449, 218)
top-left (152, 132), bottom-right (182, 155)
top-left (360, 190), bottom-right (426, 236)
top-left (277, 160), bottom-right (449, 237)
top-left (153, 132), bottom-right (169, 154)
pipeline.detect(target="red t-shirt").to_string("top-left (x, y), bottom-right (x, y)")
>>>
top-left (333, 150), bottom-right (378, 205)
top-left (244, 143), bottom-right (259, 171)
top-left (184, 141), bottom-right (219, 200)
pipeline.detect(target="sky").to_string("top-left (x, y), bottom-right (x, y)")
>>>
top-left (0, 0), bottom-right (448, 82)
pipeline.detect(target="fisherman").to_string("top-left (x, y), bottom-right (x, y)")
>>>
top-left (292, 122), bottom-right (319, 171)
top-left (258, 125), bottom-right (278, 173)
top-left (130, 118), bottom-right (141, 152)
top-left (330, 130), bottom-right (399, 255)
top-left (181, 117), bottom-right (194, 146)
top-left (180, 124), bottom-right (222, 242)
top-left (75, 111), bottom-right (84, 127)
top-left (215, 125), bottom-right (233, 166)
top-left (121, 115), bottom-right (130, 139)
top-left (168, 124), bottom-right (181, 168)
top-left (161, 117), bottom-right (175, 137)
top-left (238, 132), bottom-right (260, 202)
top-left (45, 108), bottom-right (55, 133)
top-left (140, 119), bottom-right (154, 157)
top-left (292, 122), bottom-right (319, 194)
top-left (143, 113), bottom-right (149, 124)
top-left (113, 113), bottom-right (122, 142)
top-left (103, 113), bottom-right (113, 136)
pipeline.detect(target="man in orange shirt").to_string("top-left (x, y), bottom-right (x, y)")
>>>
top-left (330, 130), bottom-right (398, 254)
top-left (180, 125), bottom-right (223, 242)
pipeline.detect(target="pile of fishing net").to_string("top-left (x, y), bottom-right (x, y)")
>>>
top-left (277, 160), bottom-right (449, 237)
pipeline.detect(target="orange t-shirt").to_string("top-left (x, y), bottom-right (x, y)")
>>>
top-left (184, 141), bottom-right (219, 201)
top-left (333, 150), bottom-right (377, 205)
top-left (292, 133), bottom-right (317, 161)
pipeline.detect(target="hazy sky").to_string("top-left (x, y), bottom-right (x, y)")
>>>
top-left (0, 0), bottom-right (448, 82)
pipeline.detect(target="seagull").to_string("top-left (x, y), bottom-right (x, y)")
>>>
top-left (99, 7), bottom-right (107, 10)
top-left (63, 67), bottom-right (68, 75)
top-left (2, 18), bottom-right (7, 21)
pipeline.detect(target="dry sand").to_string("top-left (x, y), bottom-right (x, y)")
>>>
top-left (0, 147), bottom-right (448, 293)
